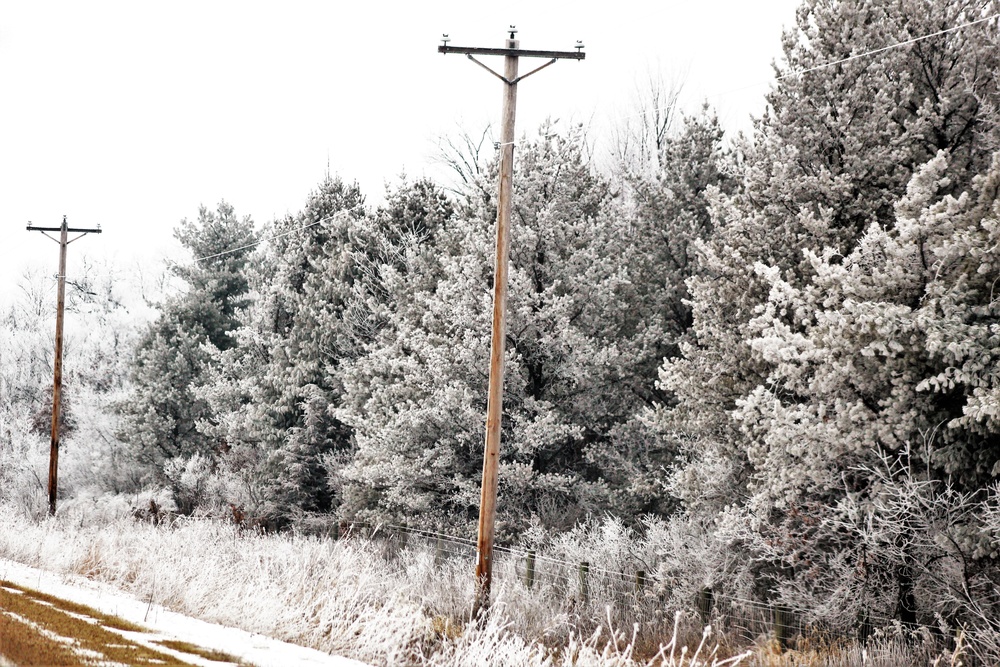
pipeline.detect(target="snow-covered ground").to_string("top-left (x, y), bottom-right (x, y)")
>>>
top-left (0, 557), bottom-right (370, 667)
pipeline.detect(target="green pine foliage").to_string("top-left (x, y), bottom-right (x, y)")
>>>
top-left (656, 0), bottom-right (1000, 630)
top-left (117, 203), bottom-right (256, 509)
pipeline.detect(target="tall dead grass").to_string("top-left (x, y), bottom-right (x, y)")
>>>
top-left (0, 503), bottom-right (943, 666)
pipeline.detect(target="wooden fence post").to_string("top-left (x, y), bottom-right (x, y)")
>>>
top-left (435, 537), bottom-right (444, 566)
top-left (579, 561), bottom-right (590, 603)
top-left (696, 587), bottom-right (714, 625)
top-left (525, 550), bottom-right (536, 589)
top-left (774, 604), bottom-right (791, 650)
top-left (857, 609), bottom-right (873, 641)
top-left (635, 570), bottom-right (646, 596)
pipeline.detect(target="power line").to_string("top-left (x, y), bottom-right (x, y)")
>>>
top-left (608, 11), bottom-right (999, 127)
top-left (499, 11), bottom-right (998, 151)
top-left (774, 11), bottom-right (999, 83)
top-left (439, 27), bottom-right (587, 616)
top-left (26, 216), bottom-right (102, 516)
top-left (189, 215), bottom-right (333, 263)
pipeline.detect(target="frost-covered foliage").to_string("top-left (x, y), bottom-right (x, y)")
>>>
top-left (120, 119), bottom-right (723, 531)
top-left (195, 177), bottom-right (367, 523)
top-left (0, 504), bottom-right (958, 666)
top-left (0, 505), bottom-right (744, 666)
top-left (116, 202), bottom-right (256, 512)
top-left (742, 153), bottom-right (1000, 505)
top-left (0, 259), bottom-right (157, 511)
top-left (10, 0), bottom-right (1000, 655)
top-left (656, 0), bottom-right (1000, 640)
top-left (338, 124), bottom-right (672, 531)
top-left (729, 153), bottom-right (1000, 631)
top-left (196, 176), bottom-right (454, 524)
top-left (662, 0), bottom-right (1000, 514)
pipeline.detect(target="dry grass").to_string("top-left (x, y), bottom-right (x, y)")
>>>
top-left (3, 580), bottom-right (146, 632)
top-left (0, 610), bottom-right (86, 667)
top-left (0, 583), bottom-right (200, 666)
top-left (153, 638), bottom-right (247, 664)
top-left (0, 506), bottom-right (955, 666)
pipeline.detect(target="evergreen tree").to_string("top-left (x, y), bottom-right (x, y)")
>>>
top-left (118, 202), bottom-right (255, 508)
top-left (591, 109), bottom-right (736, 516)
top-left (661, 0), bottom-right (1000, 511)
top-left (737, 151), bottom-right (1000, 627)
top-left (199, 177), bottom-right (364, 521)
top-left (339, 124), bottom-right (654, 531)
top-left (656, 0), bottom-right (1000, 624)
top-left (201, 176), bottom-right (453, 523)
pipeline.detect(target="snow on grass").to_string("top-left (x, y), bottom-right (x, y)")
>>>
top-left (0, 503), bottom-right (756, 666)
top-left (0, 561), bottom-right (365, 667)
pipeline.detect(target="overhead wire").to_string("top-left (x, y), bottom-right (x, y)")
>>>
top-left (492, 12), bottom-right (999, 149)
top-left (773, 11), bottom-right (999, 83)
top-left (605, 11), bottom-right (999, 129)
top-left (187, 214), bottom-right (336, 264)
top-left (138, 13), bottom-right (995, 638)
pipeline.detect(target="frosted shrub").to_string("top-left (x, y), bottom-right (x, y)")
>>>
top-left (0, 421), bottom-right (48, 518)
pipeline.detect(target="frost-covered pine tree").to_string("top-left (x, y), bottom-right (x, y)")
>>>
top-left (620, 108), bottom-right (735, 387)
top-left (656, 0), bottom-right (1000, 621)
top-left (118, 202), bottom-right (255, 510)
top-left (201, 176), bottom-right (453, 523)
top-left (196, 177), bottom-right (365, 522)
top-left (339, 123), bottom-right (661, 531)
top-left (738, 151), bottom-right (1000, 628)
top-left (586, 108), bottom-right (738, 516)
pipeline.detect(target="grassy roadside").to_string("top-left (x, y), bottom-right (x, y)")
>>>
top-left (1, 509), bottom-right (958, 666)
top-left (0, 580), bottom-right (247, 666)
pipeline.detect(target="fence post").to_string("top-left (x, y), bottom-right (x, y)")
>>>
top-left (635, 570), bottom-right (646, 596)
top-left (696, 587), bottom-right (714, 625)
top-left (857, 609), bottom-right (872, 642)
top-left (579, 561), bottom-right (590, 603)
top-left (525, 549), bottom-right (536, 589)
top-left (774, 604), bottom-right (791, 650)
top-left (435, 537), bottom-right (444, 566)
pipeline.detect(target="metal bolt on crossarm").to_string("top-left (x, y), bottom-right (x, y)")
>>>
top-left (26, 215), bottom-right (102, 515)
top-left (438, 28), bottom-right (585, 617)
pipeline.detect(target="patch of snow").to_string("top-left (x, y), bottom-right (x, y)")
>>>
top-left (0, 558), bottom-right (370, 667)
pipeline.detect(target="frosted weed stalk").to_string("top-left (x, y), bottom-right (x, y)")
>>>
top-left (419, 602), bottom-right (749, 667)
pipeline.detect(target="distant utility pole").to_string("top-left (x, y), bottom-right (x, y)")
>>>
top-left (438, 27), bottom-right (585, 615)
top-left (27, 216), bottom-right (102, 516)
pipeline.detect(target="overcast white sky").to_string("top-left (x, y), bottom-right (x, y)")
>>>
top-left (0, 1), bottom-right (800, 295)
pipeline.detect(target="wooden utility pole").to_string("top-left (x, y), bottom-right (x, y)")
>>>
top-left (27, 216), bottom-right (102, 515)
top-left (438, 27), bottom-right (584, 616)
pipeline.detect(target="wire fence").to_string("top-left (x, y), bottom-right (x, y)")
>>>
top-left (301, 518), bottom-right (917, 651)
top-left (222, 512), bottom-right (1000, 661)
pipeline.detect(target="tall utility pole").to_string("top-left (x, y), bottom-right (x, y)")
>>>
top-left (27, 216), bottom-right (102, 515)
top-left (438, 27), bottom-right (585, 615)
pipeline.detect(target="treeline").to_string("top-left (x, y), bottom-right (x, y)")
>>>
top-left (4, 0), bottom-right (1000, 644)
top-left (118, 122), bottom-right (692, 528)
